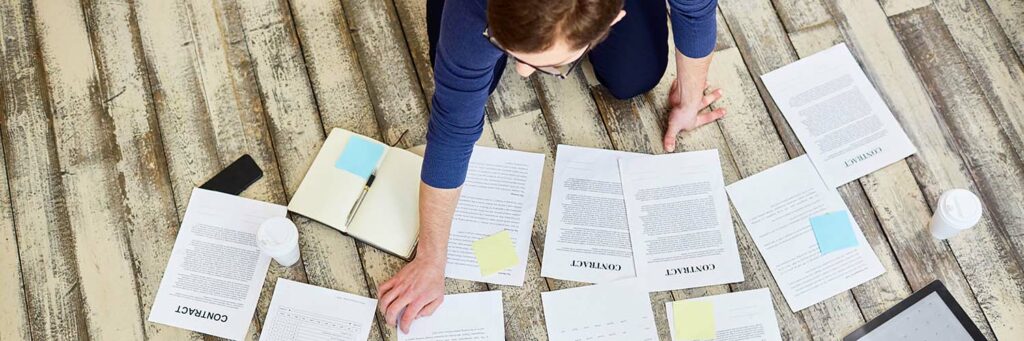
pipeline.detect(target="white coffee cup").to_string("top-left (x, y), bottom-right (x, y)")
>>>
top-left (257, 217), bottom-right (301, 267)
top-left (930, 189), bottom-right (983, 240)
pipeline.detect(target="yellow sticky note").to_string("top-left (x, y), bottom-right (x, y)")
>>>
top-left (471, 230), bottom-right (520, 276)
top-left (673, 300), bottom-right (715, 340)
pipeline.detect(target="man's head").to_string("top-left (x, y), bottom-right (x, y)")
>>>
top-left (487, 0), bottom-right (625, 77)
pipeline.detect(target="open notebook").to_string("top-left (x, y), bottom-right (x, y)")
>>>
top-left (289, 128), bottom-right (421, 259)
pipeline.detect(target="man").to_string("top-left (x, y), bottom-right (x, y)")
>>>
top-left (377, 0), bottom-right (725, 333)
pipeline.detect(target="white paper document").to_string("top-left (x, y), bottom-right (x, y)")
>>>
top-left (398, 291), bottom-right (505, 341)
top-left (445, 146), bottom-right (545, 286)
top-left (761, 43), bottom-right (916, 188)
top-left (149, 188), bottom-right (285, 340)
top-left (259, 279), bottom-right (376, 341)
top-left (725, 156), bottom-right (884, 311)
top-left (542, 145), bottom-right (644, 283)
top-left (666, 288), bottom-right (782, 341)
top-left (541, 278), bottom-right (658, 341)
top-left (619, 150), bottom-right (743, 292)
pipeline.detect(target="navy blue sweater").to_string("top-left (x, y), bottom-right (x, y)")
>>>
top-left (422, 0), bottom-right (718, 189)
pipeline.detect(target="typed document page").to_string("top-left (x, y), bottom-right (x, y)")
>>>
top-left (542, 278), bottom-right (658, 341)
top-left (445, 146), bottom-right (545, 286)
top-left (618, 150), bottom-right (744, 292)
top-left (666, 288), bottom-right (782, 341)
top-left (397, 291), bottom-right (505, 341)
top-left (761, 43), bottom-right (916, 188)
top-left (541, 145), bottom-right (644, 283)
top-left (725, 156), bottom-right (884, 311)
top-left (149, 188), bottom-right (284, 340)
top-left (259, 279), bottom-right (376, 341)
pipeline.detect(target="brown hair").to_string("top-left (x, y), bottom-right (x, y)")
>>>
top-left (487, 0), bottom-right (624, 53)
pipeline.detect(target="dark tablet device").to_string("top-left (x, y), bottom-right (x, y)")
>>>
top-left (844, 280), bottom-right (985, 341)
top-left (199, 154), bottom-right (263, 195)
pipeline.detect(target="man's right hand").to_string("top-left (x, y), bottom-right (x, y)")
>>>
top-left (377, 255), bottom-right (446, 334)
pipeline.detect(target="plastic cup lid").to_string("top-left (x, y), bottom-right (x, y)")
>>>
top-left (257, 217), bottom-right (298, 253)
top-left (939, 189), bottom-right (982, 227)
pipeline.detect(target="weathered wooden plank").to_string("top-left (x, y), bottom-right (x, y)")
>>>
top-left (285, 1), bottom-right (387, 339)
top-left (0, 2), bottom-right (87, 340)
top-left (0, 104), bottom-right (31, 341)
top-left (888, 7), bottom-right (1024, 338)
top-left (340, 0), bottom-right (429, 145)
top-left (32, 0), bottom-right (147, 338)
top-left (827, 0), bottom-right (1024, 338)
top-left (79, 0), bottom-right (204, 339)
top-left (766, 1), bottom-right (914, 322)
top-left (771, 0), bottom-right (832, 33)
top-left (232, 0), bottom-right (390, 339)
top-left (877, 0), bottom-right (931, 16)
top-left (984, 0), bottom-right (1024, 63)
top-left (288, 0), bottom-right (378, 136)
top-left (136, 0), bottom-right (309, 338)
top-left (391, 0), bottom-right (434, 98)
top-left (930, 0), bottom-right (1024, 164)
top-left (484, 63), bottom-right (559, 340)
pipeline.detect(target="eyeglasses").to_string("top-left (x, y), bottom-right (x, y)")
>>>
top-left (483, 28), bottom-right (589, 79)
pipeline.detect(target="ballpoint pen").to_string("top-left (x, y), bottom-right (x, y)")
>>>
top-left (346, 173), bottom-right (375, 226)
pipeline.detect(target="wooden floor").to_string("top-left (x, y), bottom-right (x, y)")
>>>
top-left (2, 0), bottom-right (1024, 340)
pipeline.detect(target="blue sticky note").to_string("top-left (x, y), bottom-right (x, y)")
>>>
top-left (810, 210), bottom-right (858, 254)
top-left (335, 136), bottom-right (385, 179)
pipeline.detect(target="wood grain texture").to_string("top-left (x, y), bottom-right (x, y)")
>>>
top-left (0, 2), bottom-right (87, 339)
top-left (930, 0), bottom-right (1024, 164)
top-left (877, 0), bottom-right (931, 16)
top-left (0, 94), bottom-right (31, 341)
top-left (234, 0), bottom-right (387, 339)
top-left (985, 0), bottom-right (1024, 63)
top-left (392, 0), bottom-right (434, 98)
top-left (767, 0), bottom-right (914, 322)
top-left (79, 0), bottom-right (203, 339)
top-left (827, 0), bottom-right (1024, 338)
top-left (32, 0), bottom-right (148, 338)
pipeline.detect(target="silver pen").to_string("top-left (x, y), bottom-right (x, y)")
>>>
top-left (346, 173), bottom-right (376, 226)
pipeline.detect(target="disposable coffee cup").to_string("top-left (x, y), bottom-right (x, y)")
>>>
top-left (930, 189), bottom-right (982, 240)
top-left (257, 217), bottom-right (301, 267)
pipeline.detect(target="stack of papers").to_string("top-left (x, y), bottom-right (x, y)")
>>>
top-left (541, 279), bottom-right (658, 341)
top-left (666, 288), bottom-right (782, 341)
top-left (397, 291), bottom-right (505, 340)
top-left (541, 145), bottom-right (743, 292)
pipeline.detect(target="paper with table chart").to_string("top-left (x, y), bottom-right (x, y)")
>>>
top-left (666, 288), bottom-right (782, 341)
top-left (725, 156), bottom-right (884, 311)
top-left (444, 146), bottom-right (544, 286)
top-left (397, 291), bottom-right (505, 341)
top-left (259, 279), bottom-right (376, 341)
top-left (541, 278), bottom-right (658, 341)
top-left (761, 43), bottom-right (915, 188)
top-left (149, 188), bottom-right (284, 340)
top-left (541, 145), bottom-right (644, 283)
top-left (619, 150), bottom-right (744, 292)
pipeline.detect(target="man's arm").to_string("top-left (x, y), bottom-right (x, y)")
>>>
top-left (663, 0), bottom-right (725, 152)
top-left (376, 183), bottom-right (460, 333)
top-left (376, 0), bottom-right (501, 334)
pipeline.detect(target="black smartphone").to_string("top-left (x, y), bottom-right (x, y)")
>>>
top-left (200, 154), bottom-right (263, 195)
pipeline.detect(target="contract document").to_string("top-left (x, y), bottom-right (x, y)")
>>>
top-left (619, 150), bottom-right (743, 292)
top-left (398, 291), bottom-right (505, 340)
top-left (725, 156), bottom-right (884, 311)
top-left (541, 145), bottom-right (644, 283)
top-left (541, 278), bottom-right (658, 341)
top-left (761, 43), bottom-right (916, 188)
top-left (445, 146), bottom-right (545, 286)
top-left (666, 288), bottom-right (782, 341)
top-left (149, 188), bottom-right (284, 340)
top-left (260, 279), bottom-right (376, 341)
